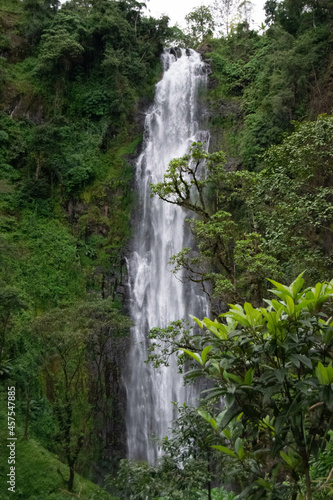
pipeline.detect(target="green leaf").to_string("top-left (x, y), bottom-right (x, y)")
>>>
top-left (211, 445), bottom-right (237, 458)
top-left (290, 272), bottom-right (305, 298)
top-left (189, 314), bottom-right (204, 329)
top-left (290, 354), bottom-right (312, 370)
top-left (275, 368), bottom-right (288, 383)
top-left (204, 318), bottom-right (228, 340)
top-left (289, 354), bottom-right (301, 368)
top-left (256, 478), bottom-right (272, 490)
top-left (198, 409), bottom-right (217, 429)
top-left (181, 349), bottom-right (203, 365)
top-left (244, 368), bottom-right (254, 385)
top-left (267, 279), bottom-right (293, 300)
top-left (235, 437), bottom-right (243, 455)
top-left (244, 302), bottom-right (264, 326)
top-left (201, 345), bottom-right (212, 364)
top-left (285, 295), bottom-right (295, 315)
top-left (226, 393), bottom-right (235, 407)
top-left (315, 362), bottom-right (333, 385)
top-left (222, 428), bottom-right (232, 440)
top-left (217, 405), bottom-right (241, 430)
top-left (227, 372), bottom-right (242, 384)
top-left (280, 450), bottom-right (293, 467)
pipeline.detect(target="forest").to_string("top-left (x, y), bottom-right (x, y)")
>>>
top-left (0, 0), bottom-right (333, 498)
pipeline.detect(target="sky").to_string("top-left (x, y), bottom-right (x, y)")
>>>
top-left (146, 0), bottom-right (267, 30)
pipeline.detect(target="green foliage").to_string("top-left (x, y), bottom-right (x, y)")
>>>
top-left (35, 12), bottom-right (87, 76)
top-left (21, 0), bottom-right (56, 45)
top-left (251, 115), bottom-right (333, 283)
top-left (0, 392), bottom-right (114, 499)
top-left (182, 275), bottom-right (333, 499)
top-left (3, 0), bottom-right (333, 497)
top-left (107, 404), bottom-right (225, 499)
top-left (147, 319), bottom-right (194, 370)
top-left (310, 431), bottom-right (333, 498)
top-left (185, 5), bottom-right (215, 46)
top-left (19, 216), bottom-right (85, 308)
top-left (0, 0), bottom-right (170, 491)
top-left (151, 142), bottom-right (280, 304)
top-left (9, 297), bottom-right (131, 491)
top-left (208, 17), bottom-right (332, 168)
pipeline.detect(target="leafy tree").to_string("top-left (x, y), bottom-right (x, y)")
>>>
top-left (33, 307), bottom-right (92, 492)
top-left (83, 298), bottom-right (132, 473)
top-left (208, 20), bottom-right (332, 167)
top-left (152, 111), bottom-right (333, 305)
top-left (182, 274), bottom-right (333, 499)
top-left (22, 0), bottom-right (57, 45)
top-left (32, 298), bottom-right (130, 491)
top-left (150, 142), bottom-right (279, 305)
top-left (35, 12), bottom-right (87, 76)
top-left (249, 115), bottom-right (333, 283)
top-left (185, 6), bottom-right (215, 45)
top-left (0, 286), bottom-right (26, 368)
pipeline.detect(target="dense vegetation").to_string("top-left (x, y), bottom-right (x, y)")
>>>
top-left (1, 0), bottom-right (333, 498)
top-left (0, 0), bottom-right (169, 496)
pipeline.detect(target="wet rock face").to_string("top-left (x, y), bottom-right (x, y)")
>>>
top-left (169, 47), bottom-right (183, 58)
top-left (1, 85), bottom-right (45, 125)
top-left (132, 96), bottom-right (152, 139)
top-left (8, 94), bottom-right (45, 124)
top-left (205, 67), bottom-right (243, 171)
top-left (207, 96), bottom-right (243, 171)
top-left (87, 332), bottom-right (131, 483)
top-left (213, 98), bottom-right (242, 120)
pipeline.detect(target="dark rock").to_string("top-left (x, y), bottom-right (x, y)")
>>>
top-left (6, 93), bottom-right (45, 124)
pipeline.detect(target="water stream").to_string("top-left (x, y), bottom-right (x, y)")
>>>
top-left (125, 48), bottom-right (209, 463)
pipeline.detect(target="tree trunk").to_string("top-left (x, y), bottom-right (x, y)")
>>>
top-left (304, 466), bottom-right (312, 500)
top-left (35, 155), bottom-right (41, 180)
top-left (302, 453), bottom-right (313, 500)
top-left (207, 480), bottom-right (212, 500)
top-left (68, 465), bottom-right (75, 492)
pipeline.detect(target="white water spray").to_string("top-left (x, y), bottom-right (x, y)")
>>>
top-left (125, 48), bottom-right (209, 463)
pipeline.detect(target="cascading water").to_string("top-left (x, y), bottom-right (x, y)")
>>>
top-left (125, 48), bottom-right (209, 463)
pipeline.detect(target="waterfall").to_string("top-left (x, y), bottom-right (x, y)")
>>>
top-left (125, 48), bottom-right (209, 463)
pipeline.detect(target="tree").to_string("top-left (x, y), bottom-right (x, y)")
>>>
top-left (22, 0), bottom-right (57, 44)
top-left (237, 0), bottom-right (253, 27)
top-left (185, 6), bottom-right (215, 44)
top-left (150, 142), bottom-right (279, 306)
top-left (182, 274), bottom-right (333, 499)
top-left (0, 286), bottom-right (26, 368)
top-left (151, 113), bottom-right (333, 306)
top-left (212, 0), bottom-right (237, 35)
top-left (34, 307), bottom-right (91, 492)
top-left (35, 12), bottom-right (87, 75)
top-left (250, 115), bottom-right (333, 283)
top-left (33, 298), bottom-right (131, 492)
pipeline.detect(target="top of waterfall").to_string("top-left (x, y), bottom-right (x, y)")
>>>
top-left (161, 48), bottom-right (209, 75)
